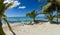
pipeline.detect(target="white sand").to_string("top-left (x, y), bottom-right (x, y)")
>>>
top-left (2, 22), bottom-right (60, 35)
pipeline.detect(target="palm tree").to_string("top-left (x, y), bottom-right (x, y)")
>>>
top-left (40, 11), bottom-right (55, 23)
top-left (39, 0), bottom-right (60, 24)
top-left (55, 12), bottom-right (60, 23)
top-left (0, 0), bottom-right (15, 35)
top-left (26, 10), bottom-right (37, 23)
top-left (56, 12), bottom-right (60, 18)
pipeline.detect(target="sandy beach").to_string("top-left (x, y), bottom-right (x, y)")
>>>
top-left (2, 22), bottom-right (60, 35)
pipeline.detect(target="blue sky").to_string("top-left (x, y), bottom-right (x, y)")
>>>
top-left (4, 0), bottom-right (46, 17)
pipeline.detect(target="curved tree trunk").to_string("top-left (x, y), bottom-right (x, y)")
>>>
top-left (34, 18), bottom-right (35, 22)
top-left (0, 18), bottom-right (5, 35)
top-left (7, 22), bottom-right (16, 35)
top-left (33, 17), bottom-right (36, 23)
top-left (4, 18), bottom-right (16, 35)
top-left (56, 6), bottom-right (59, 24)
top-left (50, 19), bottom-right (53, 24)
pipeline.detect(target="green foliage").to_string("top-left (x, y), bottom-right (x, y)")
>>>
top-left (38, 0), bottom-right (42, 2)
top-left (40, 0), bottom-right (60, 23)
top-left (55, 12), bottom-right (60, 18)
top-left (46, 14), bottom-right (55, 22)
top-left (26, 10), bottom-right (37, 18)
top-left (0, 0), bottom-right (15, 35)
top-left (5, 2), bottom-right (14, 10)
top-left (26, 10), bottom-right (37, 22)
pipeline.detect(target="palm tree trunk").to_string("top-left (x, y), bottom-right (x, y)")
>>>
top-left (56, 6), bottom-right (59, 24)
top-left (0, 18), bottom-right (5, 35)
top-left (50, 19), bottom-right (53, 24)
top-left (33, 18), bottom-right (35, 22)
top-left (4, 18), bottom-right (16, 35)
top-left (7, 23), bottom-right (16, 35)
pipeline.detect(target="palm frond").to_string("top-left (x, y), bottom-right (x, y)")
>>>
top-left (56, 0), bottom-right (60, 6)
top-left (5, 2), bottom-right (14, 10)
top-left (26, 10), bottom-right (37, 19)
top-left (46, 0), bottom-right (52, 2)
top-left (38, 0), bottom-right (42, 2)
top-left (0, 0), bottom-right (4, 4)
top-left (55, 13), bottom-right (60, 18)
top-left (42, 2), bottom-right (51, 12)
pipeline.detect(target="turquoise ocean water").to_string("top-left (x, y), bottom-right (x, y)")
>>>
top-left (2, 17), bottom-right (60, 24)
top-left (7, 17), bottom-right (47, 23)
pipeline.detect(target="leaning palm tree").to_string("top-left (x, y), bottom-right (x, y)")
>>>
top-left (39, 0), bottom-right (60, 24)
top-left (0, 0), bottom-right (15, 35)
top-left (55, 12), bottom-right (60, 22)
top-left (26, 10), bottom-right (37, 23)
top-left (56, 12), bottom-right (60, 18)
top-left (40, 10), bottom-right (55, 23)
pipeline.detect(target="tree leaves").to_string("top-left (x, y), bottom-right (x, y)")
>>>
top-left (5, 2), bottom-right (14, 10)
top-left (26, 10), bottom-right (37, 18)
top-left (0, 0), bottom-right (15, 35)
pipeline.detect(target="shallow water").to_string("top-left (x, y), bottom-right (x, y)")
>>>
top-left (2, 17), bottom-right (60, 24)
top-left (7, 17), bottom-right (47, 23)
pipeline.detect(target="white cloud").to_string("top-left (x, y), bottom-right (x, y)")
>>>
top-left (4, 0), bottom-right (20, 8)
top-left (11, 1), bottom-right (20, 8)
top-left (4, 0), bottom-right (14, 3)
top-left (4, 0), bottom-right (26, 9)
top-left (19, 6), bottom-right (26, 9)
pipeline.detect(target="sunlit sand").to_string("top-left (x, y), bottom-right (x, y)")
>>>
top-left (2, 22), bottom-right (60, 35)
